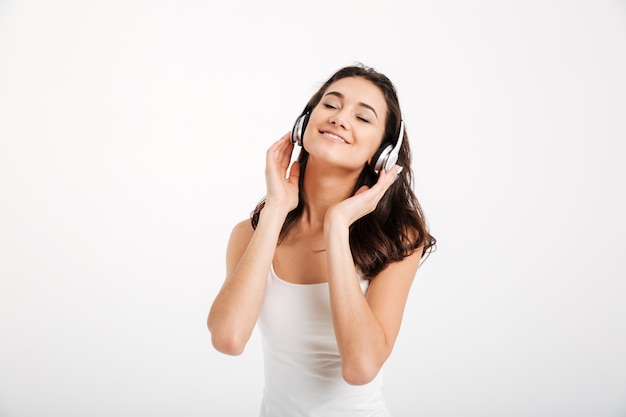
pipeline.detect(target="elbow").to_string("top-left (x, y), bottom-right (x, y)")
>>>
top-left (209, 331), bottom-right (247, 356)
top-left (211, 337), bottom-right (245, 356)
top-left (207, 319), bottom-right (247, 356)
top-left (341, 361), bottom-right (381, 386)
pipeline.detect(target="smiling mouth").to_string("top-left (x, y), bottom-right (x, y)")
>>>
top-left (320, 131), bottom-right (348, 143)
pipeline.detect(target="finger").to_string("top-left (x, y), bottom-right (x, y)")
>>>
top-left (287, 161), bottom-right (300, 183)
top-left (268, 131), bottom-right (292, 152)
top-left (366, 165), bottom-right (402, 201)
top-left (279, 131), bottom-right (294, 154)
top-left (382, 164), bottom-right (403, 186)
top-left (371, 165), bottom-right (397, 190)
top-left (268, 132), bottom-right (294, 164)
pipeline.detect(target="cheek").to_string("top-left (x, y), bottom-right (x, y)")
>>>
top-left (366, 132), bottom-right (385, 158)
top-left (302, 111), bottom-right (323, 142)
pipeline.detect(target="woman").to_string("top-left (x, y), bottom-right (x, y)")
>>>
top-left (207, 64), bottom-right (436, 416)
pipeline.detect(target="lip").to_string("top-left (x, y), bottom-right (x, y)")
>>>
top-left (319, 129), bottom-right (350, 144)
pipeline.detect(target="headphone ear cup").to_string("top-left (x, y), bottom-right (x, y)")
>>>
top-left (372, 120), bottom-right (405, 174)
top-left (372, 143), bottom-right (393, 174)
top-left (291, 112), bottom-right (310, 147)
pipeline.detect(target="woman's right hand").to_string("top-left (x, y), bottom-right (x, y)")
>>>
top-left (264, 132), bottom-right (300, 213)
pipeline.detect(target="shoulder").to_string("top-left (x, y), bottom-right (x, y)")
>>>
top-left (366, 246), bottom-right (423, 308)
top-left (227, 218), bottom-right (254, 250)
top-left (231, 218), bottom-right (254, 239)
top-left (373, 244), bottom-right (422, 283)
top-left (225, 219), bottom-right (255, 272)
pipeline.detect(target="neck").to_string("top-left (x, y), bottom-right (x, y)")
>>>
top-left (300, 161), bottom-right (359, 227)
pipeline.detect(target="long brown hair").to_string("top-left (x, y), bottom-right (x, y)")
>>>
top-left (252, 63), bottom-right (436, 277)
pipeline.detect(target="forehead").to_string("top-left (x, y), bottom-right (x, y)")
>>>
top-left (325, 77), bottom-right (387, 113)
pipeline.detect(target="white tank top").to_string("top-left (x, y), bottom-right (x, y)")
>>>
top-left (257, 264), bottom-right (392, 417)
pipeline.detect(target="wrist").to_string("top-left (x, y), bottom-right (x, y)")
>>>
top-left (323, 212), bottom-right (350, 238)
top-left (259, 203), bottom-right (290, 222)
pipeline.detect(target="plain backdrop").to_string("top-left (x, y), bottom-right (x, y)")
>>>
top-left (1, 1), bottom-right (625, 416)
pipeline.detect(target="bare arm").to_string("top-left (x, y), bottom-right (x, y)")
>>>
top-left (207, 209), bottom-right (286, 355)
top-left (207, 133), bottom-right (299, 355)
top-left (324, 165), bottom-right (421, 385)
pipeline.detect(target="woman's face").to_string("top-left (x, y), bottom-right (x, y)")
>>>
top-left (303, 76), bottom-right (388, 173)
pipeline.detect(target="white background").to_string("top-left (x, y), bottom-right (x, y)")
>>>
top-left (1, 1), bottom-right (625, 416)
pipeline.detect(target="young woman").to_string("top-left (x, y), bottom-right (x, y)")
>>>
top-left (207, 64), bottom-right (436, 416)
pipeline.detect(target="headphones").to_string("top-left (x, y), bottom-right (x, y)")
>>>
top-left (291, 111), bottom-right (404, 174)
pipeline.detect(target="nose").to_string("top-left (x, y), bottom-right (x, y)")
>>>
top-left (329, 110), bottom-right (350, 130)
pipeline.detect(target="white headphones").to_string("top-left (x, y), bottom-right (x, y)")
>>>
top-left (291, 112), bottom-right (404, 174)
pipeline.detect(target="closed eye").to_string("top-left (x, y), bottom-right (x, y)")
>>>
top-left (324, 103), bottom-right (337, 109)
top-left (357, 116), bottom-right (370, 123)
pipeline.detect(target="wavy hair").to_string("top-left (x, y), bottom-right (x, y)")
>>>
top-left (252, 64), bottom-right (436, 277)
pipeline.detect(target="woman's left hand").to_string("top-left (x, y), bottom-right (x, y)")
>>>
top-left (324, 165), bottom-right (403, 228)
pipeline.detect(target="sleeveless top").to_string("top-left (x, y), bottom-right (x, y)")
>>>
top-left (257, 264), bottom-right (392, 417)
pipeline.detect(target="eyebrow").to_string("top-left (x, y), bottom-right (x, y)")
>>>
top-left (324, 91), bottom-right (379, 119)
